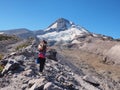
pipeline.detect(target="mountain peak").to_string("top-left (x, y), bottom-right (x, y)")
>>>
top-left (37, 18), bottom-right (90, 42)
top-left (45, 18), bottom-right (74, 32)
top-left (56, 18), bottom-right (74, 24)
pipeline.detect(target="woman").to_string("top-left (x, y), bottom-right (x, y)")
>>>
top-left (38, 40), bottom-right (47, 72)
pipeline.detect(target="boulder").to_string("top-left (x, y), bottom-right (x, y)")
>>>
top-left (14, 55), bottom-right (26, 64)
top-left (46, 49), bottom-right (57, 61)
top-left (105, 45), bottom-right (120, 65)
top-left (29, 78), bottom-right (45, 90)
top-left (1, 59), bottom-right (20, 75)
top-left (74, 74), bottom-right (100, 90)
top-left (83, 75), bottom-right (100, 87)
top-left (22, 69), bottom-right (35, 77)
top-left (44, 82), bottom-right (62, 90)
top-left (0, 59), bottom-right (8, 66)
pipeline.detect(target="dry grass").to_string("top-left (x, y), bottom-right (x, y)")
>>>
top-left (0, 54), bottom-right (3, 60)
top-left (0, 54), bottom-right (4, 72)
top-left (15, 37), bottom-right (33, 51)
top-left (15, 43), bottom-right (29, 51)
top-left (60, 49), bottom-right (120, 81)
top-left (0, 65), bottom-right (4, 72)
top-left (0, 34), bottom-right (18, 41)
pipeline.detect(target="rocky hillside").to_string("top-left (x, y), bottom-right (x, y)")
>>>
top-left (0, 34), bottom-right (20, 53)
top-left (55, 34), bottom-right (120, 89)
top-left (0, 38), bottom-right (120, 90)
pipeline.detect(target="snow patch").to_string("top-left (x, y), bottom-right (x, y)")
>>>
top-left (45, 22), bottom-right (58, 31)
top-left (71, 40), bottom-right (80, 44)
top-left (0, 32), bottom-right (4, 34)
top-left (37, 27), bottom-right (90, 42)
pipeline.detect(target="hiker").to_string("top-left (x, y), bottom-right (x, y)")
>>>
top-left (37, 40), bottom-right (47, 73)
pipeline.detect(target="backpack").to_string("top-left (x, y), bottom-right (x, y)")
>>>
top-left (38, 43), bottom-right (47, 52)
top-left (36, 57), bottom-right (40, 64)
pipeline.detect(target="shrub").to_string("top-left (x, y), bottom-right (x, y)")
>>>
top-left (15, 37), bottom-right (34, 51)
top-left (0, 65), bottom-right (4, 72)
top-left (0, 35), bottom-right (12, 41)
top-left (0, 54), bottom-right (3, 60)
top-left (0, 34), bottom-right (19, 41)
top-left (15, 43), bottom-right (29, 51)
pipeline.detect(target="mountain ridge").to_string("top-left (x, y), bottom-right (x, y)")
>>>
top-left (0, 18), bottom-right (114, 40)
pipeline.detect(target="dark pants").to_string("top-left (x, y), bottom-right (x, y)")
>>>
top-left (39, 57), bottom-right (46, 72)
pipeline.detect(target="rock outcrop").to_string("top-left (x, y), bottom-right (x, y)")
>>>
top-left (104, 44), bottom-right (120, 65)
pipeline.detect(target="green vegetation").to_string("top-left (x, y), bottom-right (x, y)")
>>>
top-left (15, 43), bottom-right (29, 51)
top-left (15, 37), bottom-right (34, 51)
top-left (0, 54), bottom-right (4, 72)
top-left (0, 65), bottom-right (4, 72)
top-left (0, 34), bottom-right (19, 41)
top-left (0, 54), bottom-right (3, 60)
top-left (0, 34), bottom-right (12, 41)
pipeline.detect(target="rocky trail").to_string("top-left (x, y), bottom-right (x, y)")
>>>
top-left (0, 40), bottom-right (120, 90)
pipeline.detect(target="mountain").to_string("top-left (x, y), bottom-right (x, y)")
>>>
top-left (44, 18), bottom-right (74, 32)
top-left (0, 18), bottom-right (120, 90)
top-left (0, 18), bottom-right (113, 41)
top-left (0, 28), bottom-right (35, 39)
top-left (37, 18), bottom-right (90, 41)
top-left (37, 18), bottom-right (112, 45)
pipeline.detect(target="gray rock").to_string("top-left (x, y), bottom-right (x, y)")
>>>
top-left (56, 75), bottom-right (66, 83)
top-left (14, 55), bottom-right (26, 63)
top-left (105, 45), bottom-right (120, 65)
top-left (22, 69), bottom-right (35, 77)
top-left (83, 75), bottom-right (100, 87)
top-left (21, 84), bottom-right (28, 90)
top-left (44, 82), bottom-right (63, 90)
top-left (0, 78), bottom-right (10, 88)
top-left (46, 49), bottom-right (57, 61)
top-left (74, 74), bottom-right (100, 90)
top-left (29, 78), bottom-right (45, 90)
top-left (1, 59), bottom-right (20, 75)
top-left (0, 59), bottom-right (8, 66)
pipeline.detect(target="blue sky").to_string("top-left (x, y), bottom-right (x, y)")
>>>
top-left (0, 0), bottom-right (120, 38)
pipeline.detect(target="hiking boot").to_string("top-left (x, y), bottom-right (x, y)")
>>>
top-left (38, 72), bottom-right (43, 76)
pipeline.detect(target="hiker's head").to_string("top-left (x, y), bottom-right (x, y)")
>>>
top-left (42, 40), bottom-right (47, 44)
